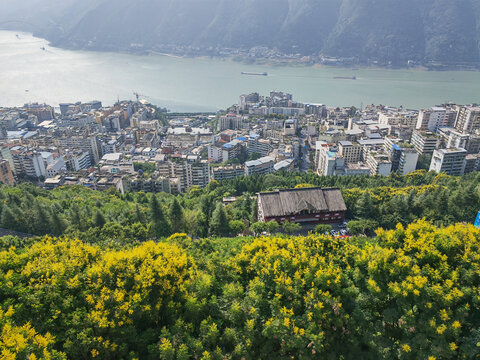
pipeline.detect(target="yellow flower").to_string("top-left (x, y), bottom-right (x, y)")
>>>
top-left (436, 324), bottom-right (447, 334)
top-left (91, 349), bottom-right (99, 358)
top-left (402, 344), bottom-right (411, 353)
top-left (452, 321), bottom-right (461, 329)
top-left (449, 342), bottom-right (458, 351)
top-left (428, 357), bottom-right (436, 360)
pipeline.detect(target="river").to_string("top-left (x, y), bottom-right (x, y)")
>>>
top-left (0, 31), bottom-right (479, 112)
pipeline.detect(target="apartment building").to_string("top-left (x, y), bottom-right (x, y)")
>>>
top-left (411, 130), bottom-right (439, 155)
top-left (429, 148), bottom-right (467, 176)
top-left (455, 106), bottom-right (480, 134)
top-left (57, 135), bottom-right (101, 164)
top-left (11, 149), bottom-right (46, 179)
top-left (212, 165), bottom-right (245, 181)
top-left (338, 141), bottom-right (362, 164)
top-left (245, 156), bottom-right (275, 176)
top-left (248, 134), bottom-right (271, 157)
top-left (416, 107), bottom-right (457, 132)
top-left (366, 151), bottom-right (392, 176)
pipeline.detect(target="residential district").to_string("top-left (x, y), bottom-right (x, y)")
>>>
top-left (0, 92), bottom-right (479, 205)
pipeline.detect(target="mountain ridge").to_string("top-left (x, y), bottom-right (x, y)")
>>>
top-left (1, 0), bottom-right (479, 67)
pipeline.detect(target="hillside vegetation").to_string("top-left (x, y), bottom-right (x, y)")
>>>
top-left (1, 0), bottom-right (479, 66)
top-left (0, 170), bottom-right (479, 242)
top-left (0, 221), bottom-right (479, 359)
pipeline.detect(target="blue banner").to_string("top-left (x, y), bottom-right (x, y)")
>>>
top-left (474, 212), bottom-right (480, 228)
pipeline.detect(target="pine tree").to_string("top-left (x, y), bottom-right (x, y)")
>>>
top-left (356, 191), bottom-right (373, 219)
top-left (51, 211), bottom-right (67, 236)
top-left (0, 205), bottom-right (18, 231)
top-left (94, 211), bottom-right (106, 229)
top-left (135, 204), bottom-right (145, 224)
top-left (209, 203), bottom-right (230, 236)
top-left (33, 201), bottom-right (51, 235)
top-left (149, 195), bottom-right (171, 237)
top-left (168, 198), bottom-right (184, 233)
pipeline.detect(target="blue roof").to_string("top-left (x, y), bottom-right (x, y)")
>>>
top-left (392, 144), bottom-right (402, 151)
top-left (237, 137), bottom-right (247, 141)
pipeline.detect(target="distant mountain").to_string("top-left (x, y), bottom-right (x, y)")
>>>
top-left (1, 0), bottom-right (479, 67)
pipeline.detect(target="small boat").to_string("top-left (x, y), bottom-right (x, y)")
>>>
top-left (333, 76), bottom-right (356, 80)
top-left (40, 46), bottom-right (46, 51)
top-left (15, 34), bottom-right (20, 39)
top-left (241, 72), bottom-right (268, 76)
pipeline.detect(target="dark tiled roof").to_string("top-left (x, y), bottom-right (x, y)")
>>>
top-left (259, 187), bottom-right (347, 218)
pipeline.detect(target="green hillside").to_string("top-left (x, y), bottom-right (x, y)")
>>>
top-left (1, 0), bottom-right (479, 66)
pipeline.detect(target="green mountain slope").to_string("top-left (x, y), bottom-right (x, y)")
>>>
top-left (0, 0), bottom-right (479, 66)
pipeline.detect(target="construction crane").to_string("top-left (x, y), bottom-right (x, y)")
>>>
top-left (133, 92), bottom-right (146, 103)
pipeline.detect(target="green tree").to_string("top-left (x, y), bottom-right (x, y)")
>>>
top-left (265, 220), bottom-right (279, 234)
top-left (33, 201), bottom-right (51, 235)
top-left (51, 211), bottom-right (67, 236)
top-left (209, 203), bottom-right (230, 236)
top-left (282, 221), bottom-right (301, 234)
top-left (314, 224), bottom-right (333, 234)
top-left (149, 195), bottom-right (171, 238)
top-left (250, 222), bottom-right (266, 236)
top-left (94, 211), bottom-right (106, 229)
top-left (229, 220), bottom-right (245, 235)
top-left (135, 204), bottom-right (146, 224)
top-left (0, 205), bottom-right (19, 231)
top-left (356, 191), bottom-right (373, 219)
top-left (347, 219), bottom-right (378, 236)
top-left (169, 198), bottom-right (185, 233)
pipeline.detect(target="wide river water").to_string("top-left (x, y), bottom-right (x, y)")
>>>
top-left (1, 31), bottom-right (480, 112)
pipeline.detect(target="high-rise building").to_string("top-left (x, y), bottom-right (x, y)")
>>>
top-left (245, 156), bottom-right (275, 176)
top-left (416, 107), bottom-right (456, 132)
top-left (317, 147), bottom-right (345, 176)
top-left (429, 148), bottom-right (467, 176)
top-left (366, 151), bottom-right (392, 176)
top-left (338, 141), bottom-right (362, 164)
top-left (57, 135), bottom-right (101, 164)
top-left (217, 114), bottom-right (244, 131)
top-left (411, 130), bottom-right (439, 155)
top-left (212, 165), bottom-right (245, 181)
top-left (464, 154), bottom-right (480, 174)
top-left (384, 138), bottom-right (418, 175)
top-left (11, 149), bottom-right (46, 179)
top-left (248, 135), bottom-right (271, 157)
top-left (454, 106), bottom-right (480, 134)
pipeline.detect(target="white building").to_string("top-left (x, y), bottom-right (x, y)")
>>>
top-left (455, 106), bottom-right (480, 134)
top-left (46, 157), bottom-right (66, 178)
top-left (65, 151), bottom-right (91, 171)
top-left (12, 150), bottom-right (46, 178)
top-left (208, 145), bottom-right (223, 163)
top-left (416, 107), bottom-right (457, 132)
top-left (317, 147), bottom-right (345, 176)
top-left (218, 114), bottom-right (244, 131)
top-left (245, 156), bottom-right (275, 176)
top-left (429, 148), bottom-right (467, 176)
top-left (338, 141), bottom-right (363, 164)
top-left (248, 135), bottom-right (271, 157)
top-left (366, 151), bottom-right (392, 176)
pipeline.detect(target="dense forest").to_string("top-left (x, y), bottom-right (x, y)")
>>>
top-left (0, 170), bottom-right (479, 241)
top-left (0, 221), bottom-right (479, 359)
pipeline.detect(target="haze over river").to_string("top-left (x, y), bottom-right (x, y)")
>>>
top-left (1, 31), bottom-right (480, 112)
